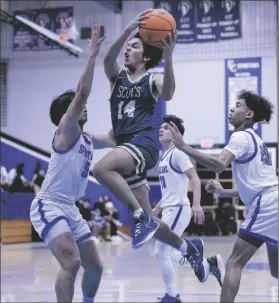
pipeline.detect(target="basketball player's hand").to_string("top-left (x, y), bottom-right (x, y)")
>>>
top-left (191, 204), bottom-right (204, 225)
top-left (125, 9), bottom-right (153, 32)
top-left (88, 24), bottom-right (106, 58)
top-left (205, 180), bottom-right (224, 197)
top-left (168, 121), bottom-right (186, 150)
top-left (162, 29), bottom-right (177, 59)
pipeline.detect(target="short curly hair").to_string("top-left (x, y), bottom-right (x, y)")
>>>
top-left (238, 90), bottom-right (275, 124)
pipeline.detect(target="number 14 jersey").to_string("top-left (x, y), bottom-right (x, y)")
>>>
top-left (109, 69), bottom-right (157, 139)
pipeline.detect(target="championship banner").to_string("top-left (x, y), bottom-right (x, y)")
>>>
top-left (195, 0), bottom-right (219, 42)
top-left (154, 0), bottom-right (197, 44)
top-left (225, 57), bottom-right (262, 142)
top-left (13, 7), bottom-right (74, 51)
top-left (153, 0), bottom-right (241, 43)
top-left (217, 0), bottom-right (241, 40)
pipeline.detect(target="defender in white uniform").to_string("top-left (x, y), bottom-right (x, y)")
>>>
top-left (168, 90), bottom-right (278, 303)
top-left (30, 26), bottom-right (113, 303)
top-left (153, 115), bottom-right (225, 303)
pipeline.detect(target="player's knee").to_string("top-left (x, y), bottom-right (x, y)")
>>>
top-left (226, 255), bottom-right (245, 270)
top-left (62, 257), bottom-right (81, 274)
top-left (84, 260), bottom-right (103, 276)
top-left (60, 249), bottom-right (81, 273)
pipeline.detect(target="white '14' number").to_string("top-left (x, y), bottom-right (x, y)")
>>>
top-left (117, 100), bottom-right (136, 119)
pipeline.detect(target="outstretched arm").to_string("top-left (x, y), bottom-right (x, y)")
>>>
top-left (104, 9), bottom-right (152, 82)
top-left (153, 31), bottom-right (177, 101)
top-left (91, 129), bottom-right (116, 149)
top-left (185, 168), bottom-right (204, 224)
top-left (55, 25), bottom-right (105, 150)
top-left (168, 122), bottom-right (235, 174)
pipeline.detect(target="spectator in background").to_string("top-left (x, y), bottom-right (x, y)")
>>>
top-left (9, 163), bottom-right (33, 193)
top-left (77, 199), bottom-right (100, 243)
top-left (0, 161), bottom-right (9, 190)
top-left (91, 206), bottom-right (111, 241)
top-left (32, 160), bottom-right (46, 194)
top-left (102, 194), bottom-right (122, 238)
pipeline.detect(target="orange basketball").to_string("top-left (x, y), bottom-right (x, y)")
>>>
top-left (139, 9), bottom-right (176, 48)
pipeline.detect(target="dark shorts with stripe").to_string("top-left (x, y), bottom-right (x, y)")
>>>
top-left (116, 128), bottom-right (160, 189)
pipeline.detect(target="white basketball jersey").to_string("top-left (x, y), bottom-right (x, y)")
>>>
top-left (225, 128), bottom-right (278, 205)
top-left (158, 146), bottom-right (193, 208)
top-left (36, 132), bottom-right (93, 205)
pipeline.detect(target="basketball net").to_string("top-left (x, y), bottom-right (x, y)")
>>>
top-left (59, 18), bottom-right (79, 42)
top-left (59, 22), bottom-right (66, 41)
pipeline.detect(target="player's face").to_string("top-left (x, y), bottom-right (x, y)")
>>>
top-left (159, 122), bottom-right (172, 143)
top-left (78, 108), bottom-right (88, 126)
top-left (124, 38), bottom-right (145, 69)
top-left (229, 99), bottom-right (253, 128)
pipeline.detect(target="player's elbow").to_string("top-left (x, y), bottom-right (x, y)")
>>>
top-left (161, 87), bottom-right (175, 101)
top-left (160, 92), bottom-right (173, 101)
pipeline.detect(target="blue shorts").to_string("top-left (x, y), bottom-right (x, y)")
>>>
top-left (116, 129), bottom-right (160, 189)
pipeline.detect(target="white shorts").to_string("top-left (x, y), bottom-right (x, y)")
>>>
top-left (161, 205), bottom-right (191, 236)
top-left (154, 205), bottom-right (191, 257)
top-left (239, 190), bottom-right (278, 247)
top-left (30, 199), bottom-right (93, 245)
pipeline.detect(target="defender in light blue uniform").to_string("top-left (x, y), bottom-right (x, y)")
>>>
top-left (168, 90), bottom-right (278, 302)
top-left (31, 131), bottom-right (94, 242)
top-left (29, 26), bottom-right (112, 303)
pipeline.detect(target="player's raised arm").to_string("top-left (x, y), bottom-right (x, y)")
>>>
top-left (153, 30), bottom-right (177, 101)
top-left (60, 25), bottom-right (105, 129)
top-left (103, 9), bottom-right (152, 82)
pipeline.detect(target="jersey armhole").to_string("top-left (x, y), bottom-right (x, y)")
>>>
top-left (149, 73), bottom-right (159, 102)
top-left (169, 151), bottom-right (184, 175)
top-left (234, 131), bottom-right (258, 164)
top-left (109, 68), bottom-right (123, 101)
top-left (52, 131), bottom-right (82, 155)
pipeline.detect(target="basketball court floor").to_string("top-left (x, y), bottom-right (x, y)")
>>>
top-left (1, 236), bottom-right (278, 302)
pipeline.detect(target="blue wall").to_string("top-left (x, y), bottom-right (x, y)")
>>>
top-left (1, 139), bottom-right (162, 229)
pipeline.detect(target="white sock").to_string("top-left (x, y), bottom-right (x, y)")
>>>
top-left (155, 242), bottom-right (178, 297)
top-left (133, 207), bottom-right (144, 218)
top-left (83, 296), bottom-right (94, 303)
top-left (178, 240), bottom-right (187, 255)
top-left (157, 254), bottom-right (177, 296)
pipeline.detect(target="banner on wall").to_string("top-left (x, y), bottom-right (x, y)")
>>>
top-left (13, 6), bottom-right (73, 51)
top-left (225, 57), bottom-right (262, 142)
top-left (217, 0), bottom-right (241, 40)
top-left (153, 0), bottom-right (241, 43)
top-left (196, 0), bottom-right (219, 42)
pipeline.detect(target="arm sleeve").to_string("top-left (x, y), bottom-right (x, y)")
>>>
top-left (224, 132), bottom-right (250, 159)
top-left (171, 150), bottom-right (194, 173)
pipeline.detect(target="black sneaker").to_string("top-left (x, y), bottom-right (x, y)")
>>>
top-left (207, 254), bottom-right (225, 287)
top-left (180, 238), bottom-right (210, 283)
top-left (132, 212), bottom-right (159, 249)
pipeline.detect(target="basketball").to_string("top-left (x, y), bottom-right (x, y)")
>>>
top-left (139, 9), bottom-right (176, 48)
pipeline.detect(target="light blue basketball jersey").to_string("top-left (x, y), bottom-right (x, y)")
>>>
top-left (36, 132), bottom-right (93, 205)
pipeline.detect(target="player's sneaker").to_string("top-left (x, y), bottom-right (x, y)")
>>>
top-left (207, 254), bottom-right (225, 287)
top-left (132, 212), bottom-right (159, 249)
top-left (180, 238), bottom-right (210, 283)
top-left (157, 293), bottom-right (181, 303)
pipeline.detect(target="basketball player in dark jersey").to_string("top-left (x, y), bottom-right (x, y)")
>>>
top-left (92, 10), bottom-right (223, 285)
